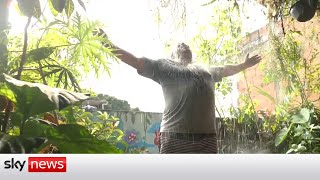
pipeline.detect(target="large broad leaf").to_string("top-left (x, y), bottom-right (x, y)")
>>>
top-left (17, 0), bottom-right (41, 18)
top-left (0, 132), bottom-right (46, 153)
top-left (291, 108), bottom-right (310, 124)
top-left (24, 120), bottom-right (122, 153)
top-left (49, 0), bottom-right (66, 13)
top-left (0, 74), bottom-right (88, 119)
top-left (275, 125), bottom-right (293, 146)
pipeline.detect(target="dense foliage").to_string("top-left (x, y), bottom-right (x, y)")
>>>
top-left (1, 0), bottom-right (320, 154)
top-left (0, 0), bottom-right (123, 153)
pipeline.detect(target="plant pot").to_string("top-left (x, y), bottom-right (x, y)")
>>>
top-left (290, 0), bottom-right (318, 22)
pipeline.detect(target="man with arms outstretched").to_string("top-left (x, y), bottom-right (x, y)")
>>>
top-left (98, 29), bottom-right (261, 153)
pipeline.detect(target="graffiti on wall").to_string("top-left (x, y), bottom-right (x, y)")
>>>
top-left (104, 110), bottom-right (162, 153)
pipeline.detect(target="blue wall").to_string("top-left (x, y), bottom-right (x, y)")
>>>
top-left (105, 110), bottom-right (162, 154)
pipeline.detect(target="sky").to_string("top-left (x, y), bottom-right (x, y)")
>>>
top-left (80, 0), bottom-right (168, 112)
top-left (8, 0), bottom-right (268, 113)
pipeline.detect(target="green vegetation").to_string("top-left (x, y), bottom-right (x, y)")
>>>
top-left (1, 0), bottom-right (320, 154)
top-left (179, 0), bottom-right (320, 153)
top-left (0, 0), bottom-right (123, 153)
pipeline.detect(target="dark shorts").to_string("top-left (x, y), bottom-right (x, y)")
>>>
top-left (159, 132), bottom-right (217, 154)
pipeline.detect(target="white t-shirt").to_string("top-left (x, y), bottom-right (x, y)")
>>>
top-left (138, 58), bottom-right (224, 134)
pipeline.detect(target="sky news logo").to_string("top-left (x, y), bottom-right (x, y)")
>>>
top-left (3, 157), bottom-right (66, 172)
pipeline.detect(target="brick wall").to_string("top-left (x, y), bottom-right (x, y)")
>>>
top-left (238, 17), bottom-right (320, 111)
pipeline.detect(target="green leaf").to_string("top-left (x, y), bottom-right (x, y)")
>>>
top-left (56, 124), bottom-right (122, 153)
top-left (275, 126), bottom-right (291, 146)
top-left (294, 125), bottom-right (304, 137)
top-left (28, 47), bottom-right (55, 62)
top-left (0, 82), bottom-right (16, 103)
top-left (24, 120), bottom-right (122, 153)
top-left (254, 86), bottom-right (275, 104)
top-left (202, 0), bottom-right (217, 6)
top-left (297, 144), bottom-right (307, 152)
top-left (291, 108), bottom-right (310, 124)
top-left (66, 70), bottom-right (80, 91)
top-left (65, 0), bottom-right (74, 18)
top-left (48, 0), bottom-right (59, 16)
top-left (112, 129), bottom-right (124, 137)
top-left (233, 1), bottom-right (240, 13)
top-left (1, 74), bottom-right (88, 119)
top-left (33, 0), bottom-right (41, 19)
top-left (291, 144), bottom-right (298, 149)
top-left (286, 144), bottom-right (298, 154)
top-left (311, 125), bottom-right (320, 130)
top-left (77, 0), bottom-right (86, 11)
top-left (44, 68), bottom-right (63, 77)
top-left (287, 143), bottom-right (307, 153)
top-left (49, 0), bottom-right (66, 13)
top-left (0, 132), bottom-right (46, 153)
top-left (17, 0), bottom-right (41, 18)
top-left (10, 112), bottom-right (24, 127)
top-left (59, 106), bottom-right (77, 124)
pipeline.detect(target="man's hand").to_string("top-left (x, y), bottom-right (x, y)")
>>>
top-left (93, 28), bottom-right (145, 71)
top-left (244, 53), bottom-right (262, 67)
top-left (220, 53), bottom-right (262, 77)
top-left (93, 28), bottom-right (111, 47)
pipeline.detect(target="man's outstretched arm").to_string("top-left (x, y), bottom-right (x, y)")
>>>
top-left (96, 29), bottom-right (145, 71)
top-left (222, 54), bottom-right (262, 77)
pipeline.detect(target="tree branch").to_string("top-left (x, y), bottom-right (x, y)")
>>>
top-left (2, 16), bottom-right (32, 134)
top-left (17, 16), bottom-right (32, 79)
